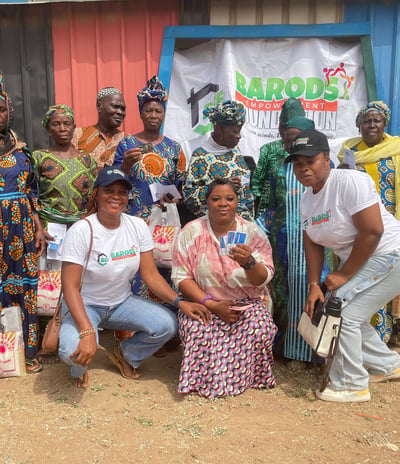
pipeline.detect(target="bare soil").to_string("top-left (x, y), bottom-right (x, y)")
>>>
top-left (1, 330), bottom-right (399, 464)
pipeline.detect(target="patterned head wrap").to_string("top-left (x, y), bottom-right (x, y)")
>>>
top-left (204, 100), bottom-right (246, 126)
top-left (280, 97), bottom-right (305, 123)
top-left (137, 75), bottom-right (168, 113)
top-left (355, 100), bottom-right (391, 128)
top-left (0, 74), bottom-right (14, 131)
top-left (96, 87), bottom-right (123, 102)
top-left (42, 104), bottom-right (75, 128)
top-left (286, 116), bottom-right (315, 131)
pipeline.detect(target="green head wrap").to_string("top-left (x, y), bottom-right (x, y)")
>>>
top-left (42, 104), bottom-right (75, 128)
top-left (280, 98), bottom-right (305, 123)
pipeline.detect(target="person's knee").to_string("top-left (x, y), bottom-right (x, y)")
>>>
top-left (58, 335), bottom-right (78, 366)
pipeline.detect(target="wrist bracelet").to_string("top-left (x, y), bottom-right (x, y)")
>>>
top-left (200, 294), bottom-right (213, 305)
top-left (173, 296), bottom-right (183, 309)
top-left (241, 255), bottom-right (256, 270)
top-left (79, 327), bottom-right (96, 339)
top-left (308, 282), bottom-right (320, 291)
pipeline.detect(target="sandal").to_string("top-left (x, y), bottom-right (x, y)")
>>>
top-left (25, 358), bottom-right (43, 374)
top-left (37, 351), bottom-right (60, 365)
top-left (108, 347), bottom-right (141, 379)
top-left (71, 371), bottom-right (89, 388)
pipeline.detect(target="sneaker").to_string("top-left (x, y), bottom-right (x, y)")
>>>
top-left (369, 367), bottom-right (400, 383)
top-left (315, 386), bottom-right (370, 403)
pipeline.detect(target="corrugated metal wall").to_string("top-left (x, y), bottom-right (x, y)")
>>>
top-left (345, 0), bottom-right (400, 136)
top-left (0, 3), bottom-right (54, 150)
top-left (209, 0), bottom-right (343, 25)
top-left (52, 0), bottom-right (179, 135)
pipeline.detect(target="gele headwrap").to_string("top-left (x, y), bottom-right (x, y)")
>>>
top-left (355, 100), bottom-right (391, 128)
top-left (286, 116), bottom-right (315, 132)
top-left (96, 87), bottom-right (122, 102)
top-left (279, 97), bottom-right (305, 124)
top-left (203, 100), bottom-right (246, 126)
top-left (137, 75), bottom-right (168, 113)
top-left (0, 74), bottom-right (14, 131)
top-left (41, 104), bottom-right (75, 128)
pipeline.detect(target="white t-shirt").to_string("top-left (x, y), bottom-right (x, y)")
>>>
top-left (61, 213), bottom-right (154, 306)
top-left (300, 169), bottom-right (400, 263)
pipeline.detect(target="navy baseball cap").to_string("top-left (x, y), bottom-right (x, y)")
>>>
top-left (94, 167), bottom-right (132, 190)
top-left (285, 129), bottom-right (330, 163)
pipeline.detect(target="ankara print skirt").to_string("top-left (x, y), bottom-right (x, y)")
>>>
top-left (177, 300), bottom-right (277, 398)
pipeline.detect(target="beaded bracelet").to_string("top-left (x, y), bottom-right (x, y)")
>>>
top-left (200, 294), bottom-right (213, 305)
top-left (79, 327), bottom-right (96, 339)
top-left (173, 296), bottom-right (183, 309)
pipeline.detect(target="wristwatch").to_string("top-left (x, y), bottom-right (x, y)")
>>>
top-left (242, 255), bottom-right (256, 270)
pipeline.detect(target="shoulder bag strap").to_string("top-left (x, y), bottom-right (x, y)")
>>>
top-left (53, 217), bottom-right (94, 320)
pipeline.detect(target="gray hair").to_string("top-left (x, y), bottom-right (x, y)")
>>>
top-left (96, 87), bottom-right (122, 102)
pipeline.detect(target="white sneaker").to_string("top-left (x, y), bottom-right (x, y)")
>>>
top-left (369, 367), bottom-right (400, 383)
top-left (315, 386), bottom-right (370, 403)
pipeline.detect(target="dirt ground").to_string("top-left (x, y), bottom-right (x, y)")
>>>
top-left (1, 330), bottom-right (399, 464)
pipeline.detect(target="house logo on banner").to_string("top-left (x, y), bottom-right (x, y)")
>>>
top-left (165, 38), bottom-right (367, 164)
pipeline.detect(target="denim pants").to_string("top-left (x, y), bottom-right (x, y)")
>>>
top-left (329, 251), bottom-right (400, 391)
top-left (58, 295), bottom-right (177, 379)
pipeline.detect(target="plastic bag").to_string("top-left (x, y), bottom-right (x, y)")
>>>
top-left (148, 203), bottom-right (181, 268)
top-left (37, 253), bottom-right (62, 316)
top-left (0, 306), bottom-right (26, 377)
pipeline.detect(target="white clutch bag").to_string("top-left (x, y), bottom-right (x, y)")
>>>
top-left (297, 295), bottom-right (342, 358)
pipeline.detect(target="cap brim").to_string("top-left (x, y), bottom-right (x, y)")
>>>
top-left (94, 179), bottom-right (132, 189)
top-left (284, 148), bottom-right (323, 163)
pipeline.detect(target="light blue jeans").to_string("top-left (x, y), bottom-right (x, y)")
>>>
top-left (58, 295), bottom-right (177, 379)
top-left (329, 251), bottom-right (400, 391)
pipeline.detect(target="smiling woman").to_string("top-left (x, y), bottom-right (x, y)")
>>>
top-left (58, 167), bottom-right (206, 388)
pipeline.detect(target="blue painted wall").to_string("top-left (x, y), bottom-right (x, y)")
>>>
top-left (345, 0), bottom-right (400, 135)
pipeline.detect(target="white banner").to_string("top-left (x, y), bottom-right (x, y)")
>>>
top-left (164, 38), bottom-right (368, 164)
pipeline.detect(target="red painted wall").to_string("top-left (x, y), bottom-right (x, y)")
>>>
top-left (51, 0), bottom-right (178, 134)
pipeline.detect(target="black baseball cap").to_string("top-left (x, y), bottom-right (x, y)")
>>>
top-left (285, 129), bottom-right (330, 163)
top-left (94, 167), bottom-right (132, 189)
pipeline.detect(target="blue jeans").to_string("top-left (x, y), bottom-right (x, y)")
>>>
top-left (58, 295), bottom-right (177, 379)
top-left (330, 251), bottom-right (400, 391)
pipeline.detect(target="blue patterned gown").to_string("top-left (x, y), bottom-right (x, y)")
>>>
top-left (0, 140), bottom-right (41, 359)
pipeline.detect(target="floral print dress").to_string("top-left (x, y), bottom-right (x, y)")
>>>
top-left (0, 142), bottom-right (41, 359)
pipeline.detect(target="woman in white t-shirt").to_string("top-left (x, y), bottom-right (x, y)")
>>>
top-left (59, 167), bottom-right (208, 388)
top-left (286, 129), bottom-right (400, 403)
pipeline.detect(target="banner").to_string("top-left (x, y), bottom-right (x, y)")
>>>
top-left (164, 38), bottom-right (368, 164)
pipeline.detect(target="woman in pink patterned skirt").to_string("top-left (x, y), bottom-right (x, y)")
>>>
top-left (172, 179), bottom-right (277, 398)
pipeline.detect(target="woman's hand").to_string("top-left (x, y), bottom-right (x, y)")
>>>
top-left (207, 300), bottom-right (242, 324)
top-left (179, 301), bottom-right (211, 324)
top-left (229, 244), bottom-right (252, 267)
top-left (44, 229), bottom-right (55, 244)
top-left (304, 285), bottom-right (325, 318)
top-left (34, 227), bottom-right (46, 257)
top-left (324, 271), bottom-right (350, 291)
top-left (229, 176), bottom-right (242, 190)
top-left (121, 148), bottom-right (143, 174)
top-left (69, 334), bottom-right (97, 367)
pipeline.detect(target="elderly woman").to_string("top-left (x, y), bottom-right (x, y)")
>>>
top-left (172, 179), bottom-right (276, 398)
top-left (59, 166), bottom-right (204, 388)
top-left (338, 101), bottom-right (400, 343)
top-left (113, 75), bottom-right (186, 221)
top-left (33, 105), bottom-right (96, 363)
top-left (183, 100), bottom-right (255, 221)
top-left (33, 105), bottom-right (96, 226)
top-left (288, 129), bottom-right (400, 403)
top-left (257, 116), bottom-right (331, 366)
top-left (0, 75), bottom-right (45, 372)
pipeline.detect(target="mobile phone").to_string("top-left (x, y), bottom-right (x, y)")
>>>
top-left (311, 283), bottom-right (328, 326)
top-left (139, 142), bottom-right (153, 154)
top-left (166, 193), bottom-right (175, 200)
